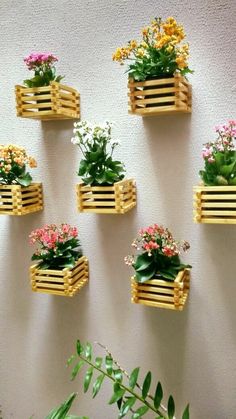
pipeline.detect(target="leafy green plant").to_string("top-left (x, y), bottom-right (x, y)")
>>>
top-left (125, 224), bottom-right (191, 282)
top-left (67, 340), bottom-right (190, 419)
top-left (0, 144), bottom-right (37, 186)
top-left (45, 392), bottom-right (88, 419)
top-left (29, 224), bottom-right (82, 269)
top-left (71, 121), bottom-right (126, 186)
top-left (199, 120), bottom-right (236, 186)
top-left (23, 53), bottom-right (64, 87)
top-left (113, 17), bottom-right (192, 81)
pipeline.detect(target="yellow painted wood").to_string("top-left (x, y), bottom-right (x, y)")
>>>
top-left (76, 178), bottom-right (136, 214)
top-left (15, 81), bottom-right (80, 120)
top-left (0, 183), bottom-right (43, 216)
top-left (128, 74), bottom-right (191, 116)
top-left (30, 256), bottom-right (89, 297)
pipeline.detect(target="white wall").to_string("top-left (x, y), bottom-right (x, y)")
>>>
top-left (0, 1), bottom-right (236, 418)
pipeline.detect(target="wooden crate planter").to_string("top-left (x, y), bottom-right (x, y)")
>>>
top-left (0, 183), bottom-right (43, 215)
top-left (131, 269), bottom-right (190, 311)
top-left (128, 74), bottom-right (191, 116)
top-left (30, 256), bottom-right (89, 297)
top-left (193, 185), bottom-right (236, 224)
top-left (76, 178), bottom-right (136, 214)
top-left (15, 81), bottom-right (80, 120)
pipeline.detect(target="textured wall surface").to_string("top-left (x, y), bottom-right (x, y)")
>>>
top-left (0, 1), bottom-right (236, 418)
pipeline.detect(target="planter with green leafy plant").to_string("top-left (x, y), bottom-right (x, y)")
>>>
top-left (125, 224), bottom-right (191, 310)
top-left (29, 224), bottom-right (89, 297)
top-left (72, 121), bottom-right (136, 214)
top-left (15, 53), bottom-right (80, 120)
top-left (113, 16), bottom-right (192, 115)
top-left (45, 340), bottom-right (190, 419)
top-left (194, 120), bottom-right (236, 224)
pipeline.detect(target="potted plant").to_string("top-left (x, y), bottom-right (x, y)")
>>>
top-left (29, 223), bottom-right (88, 297)
top-left (113, 16), bottom-right (192, 116)
top-left (193, 120), bottom-right (236, 224)
top-left (45, 340), bottom-right (190, 419)
top-left (15, 53), bottom-right (80, 120)
top-left (0, 144), bottom-right (43, 215)
top-left (125, 224), bottom-right (191, 310)
top-left (71, 121), bottom-right (136, 214)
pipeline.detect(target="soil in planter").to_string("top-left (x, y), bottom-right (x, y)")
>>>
top-left (142, 74), bottom-right (175, 109)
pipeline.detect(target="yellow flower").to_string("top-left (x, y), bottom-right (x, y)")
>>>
top-left (176, 56), bottom-right (187, 69)
top-left (137, 48), bottom-right (145, 57)
top-left (156, 35), bottom-right (171, 48)
top-left (130, 39), bottom-right (137, 49)
top-left (166, 44), bottom-right (174, 53)
top-left (142, 27), bottom-right (149, 37)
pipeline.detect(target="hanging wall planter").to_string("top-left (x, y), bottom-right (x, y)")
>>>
top-left (15, 52), bottom-right (80, 120)
top-left (194, 120), bottom-right (236, 224)
top-left (113, 16), bottom-right (192, 116)
top-left (29, 224), bottom-right (88, 297)
top-left (72, 121), bottom-right (136, 214)
top-left (131, 268), bottom-right (190, 310)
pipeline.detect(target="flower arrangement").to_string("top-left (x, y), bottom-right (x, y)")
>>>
top-left (112, 16), bottom-right (192, 81)
top-left (71, 121), bottom-right (126, 185)
top-left (29, 224), bottom-right (81, 269)
top-left (199, 120), bottom-right (236, 186)
top-left (125, 224), bottom-right (191, 282)
top-left (0, 145), bottom-right (37, 186)
top-left (23, 52), bottom-right (64, 87)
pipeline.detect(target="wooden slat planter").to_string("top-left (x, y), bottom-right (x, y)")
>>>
top-left (131, 269), bottom-right (190, 311)
top-left (193, 185), bottom-right (236, 224)
top-left (76, 178), bottom-right (136, 214)
top-left (30, 256), bottom-right (89, 297)
top-left (0, 183), bottom-right (43, 215)
top-left (15, 81), bottom-right (80, 120)
top-left (128, 74), bottom-right (191, 116)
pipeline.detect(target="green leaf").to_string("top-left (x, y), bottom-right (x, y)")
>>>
top-left (154, 381), bottom-right (163, 410)
top-left (182, 404), bottom-right (190, 419)
top-left (92, 373), bottom-right (105, 398)
top-left (76, 340), bottom-right (84, 356)
top-left (135, 266), bottom-right (156, 283)
top-left (45, 393), bottom-right (77, 419)
top-left (109, 383), bottom-right (126, 404)
top-left (113, 369), bottom-right (123, 382)
top-left (71, 360), bottom-right (84, 381)
top-left (131, 405), bottom-right (149, 418)
top-left (129, 367), bottom-right (140, 389)
top-left (105, 355), bottom-right (113, 375)
top-left (84, 367), bottom-right (93, 393)
top-left (78, 160), bottom-right (88, 176)
top-left (142, 371), bottom-right (151, 399)
top-left (95, 357), bottom-right (103, 368)
top-left (119, 396), bottom-right (136, 417)
top-left (219, 161), bottom-right (236, 177)
top-left (67, 354), bottom-right (76, 367)
top-left (85, 342), bottom-right (92, 361)
top-left (216, 175), bottom-right (228, 185)
top-left (229, 176), bottom-right (236, 185)
top-left (134, 253), bottom-right (153, 272)
top-left (16, 172), bottom-right (32, 186)
top-left (167, 395), bottom-right (175, 419)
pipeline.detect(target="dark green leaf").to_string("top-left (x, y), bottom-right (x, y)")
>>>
top-left (16, 172), bottom-right (32, 186)
top-left (71, 360), bottom-right (84, 381)
top-left (182, 404), bottom-right (190, 419)
top-left (135, 266), bottom-right (156, 283)
top-left (92, 374), bottom-right (105, 398)
top-left (119, 396), bottom-right (136, 417)
top-left (142, 371), bottom-right (151, 399)
top-left (84, 367), bottom-right (93, 393)
top-left (167, 395), bottom-right (175, 419)
top-left (154, 381), bottom-right (163, 410)
top-left (45, 393), bottom-right (77, 419)
top-left (134, 253), bottom-right (153, 272)
top-left (109, 383), bottom-right (126, 405)
top-left (95, 357), bottom-right (103, 368)
top-left (113, 369), bottom-right (123, 382)
top-left (105, 355), bottom-right (113, 375)
top-left (77, 340), bottom-right (84, 356)
top-left (129, 367), bottom-right (140, 389)
top-left (131, 405), bottom-right (149, 418)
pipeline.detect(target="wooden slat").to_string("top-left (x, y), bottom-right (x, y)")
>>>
top-left (0, 183), bottom-right (43, 216)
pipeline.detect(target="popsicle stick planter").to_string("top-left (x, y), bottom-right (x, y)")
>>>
top-left (76, 178), bottom-right (136, 214)
top-left (128, 74), bottom-right (191, 116)
top-left (193, 185), bottom-right (236, 224)
top-left (15, 81), bottom-right (80, 120)
top-left (0, 183), bottom-right (43, 215)
top-left (30, 256), bottom-right (89, 297)
top-left (131, 268), bottom-right (190, 311)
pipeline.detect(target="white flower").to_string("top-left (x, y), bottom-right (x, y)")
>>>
top-left (73, 128), bottom-right (78, 134)
top-left (71, 137), bottom-right (79, 145)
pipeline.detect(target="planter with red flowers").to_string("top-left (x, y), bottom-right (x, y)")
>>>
top-left (29, 224), bottom-right (89, 297)
top-left (15, 53), bottom-right (80, 120)
top-left (0, 144), bottom-right (43, 215)
top-left (125, 224), bottom-right (191, 311)
top-left (194, 120), bottom-right (236, 224)
top-left (72, 121), bottom-right (136, 214)
top-left (113, 16), bottom-right (192, 116)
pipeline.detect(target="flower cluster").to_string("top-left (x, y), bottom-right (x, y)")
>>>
top-left (23, 52), bottom-right (64, 88)
top-left (71, 121), bottom-right (125, 185)
top-left (113, 17), bottom-right (192, 81)
top-left (125, 224), bottom-right (191, 282)
top-left (29, 224), bottom-right (81, 269)
top-left (200, 120), bottom-right (236, 186)
top-left (0, 144), bottom-right (37, 186)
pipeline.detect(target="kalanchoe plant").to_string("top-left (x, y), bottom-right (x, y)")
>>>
top-left (112, 16), bottom-right (192, 81)
top-left (29, 224), bottom-right (81, 270)
top-left (23, 52), bottom-right (64, 87)
top-left (199, 120), bottom-right (236, 186)
top-left (66, 340), bottom-right (190, 419)
top-left (125, 224), bottom-right (191, 282)
top-left (71, 121), bottom-right (126, 186)
top-left (0, 144), bottom-right (37, 186)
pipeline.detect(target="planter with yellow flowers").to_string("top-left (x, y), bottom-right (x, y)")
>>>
top-left (15, 53), bottom-right (80, 120)
top-left (113, 17), bottom-right (192, 116)
top-left (0, 145), bottom-right (43, 215)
